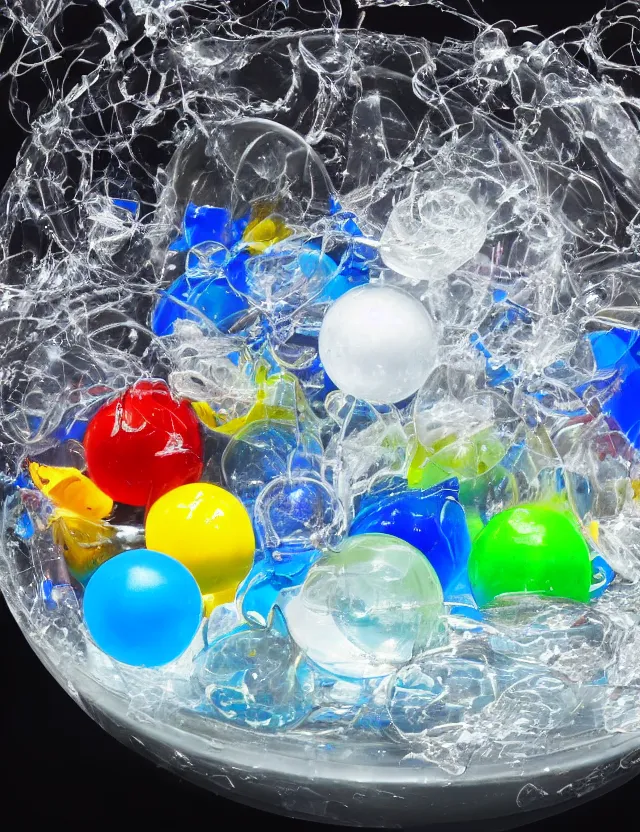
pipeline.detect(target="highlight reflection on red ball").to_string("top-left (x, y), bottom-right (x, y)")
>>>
top-left (84, 380), bottom-right (204, 507)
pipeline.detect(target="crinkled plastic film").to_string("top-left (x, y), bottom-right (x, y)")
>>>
top-left (3, 0), bottom-right (640, 825)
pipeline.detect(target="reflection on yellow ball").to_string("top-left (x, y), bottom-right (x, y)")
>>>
top-left (145, 483), bottom-right (255, 604)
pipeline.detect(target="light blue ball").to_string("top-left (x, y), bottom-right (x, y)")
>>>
top-left (83, 549), bottom-right (202, 667)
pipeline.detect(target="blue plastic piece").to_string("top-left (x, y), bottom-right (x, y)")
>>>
top-left (22, 413), bottom-right (89, 444)
top-left (237, 569), bottom-right (286, 627)
top-left (14, 510), bottom-right (34, 540)
top-left (53, 417), bottom-right (89, 443)
top-left (587, 328), bottom-right (640, 447)
top-left (238, 555), bottom-right (318, 627)
top-left (2, 472), bottom-right (35, 540)
top-left (590, 554), bottom-right (616, 600)
top-left (152, 273), bottom-right (248, 337)
top-left (445, 567), bottom-right (483, 620)
top-left (169, 203), bottom-right (241, 253)
top-left (13, 471), bottom-right (32, 490)
top-left (318, 265), bottom-right (368, 302)
top-left (152, 273), bottom-right (203, 336)
top-left (589, 327), bottom-right (639, 371)
top-left (291, 354), bottom-right (337, 403)
top-left (604, 369), bottom-right (640, 446)
top-left (188, 277), bottom-right (247, 326)
top-left (321, 196), bottom-right (373, 298)
top-left (83, 549), bottom-right (203, 667)
top-left (41, 579), bottom-right (79, 611)
top-left (41, 579), bottom-right (56, 611)
top-left (154, 201), bottom-right (256, 338)
top-left (469, 332), bottom-right (512, 387)
top-left (112, 198), bottom-right (139, 216)
top-left (349, 478), bottom-right (471, 593)
top-left (238, 475), bottom-right (333, 626)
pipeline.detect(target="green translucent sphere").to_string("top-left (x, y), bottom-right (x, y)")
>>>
top-left (285, 533), bottom-right (446, 678)
top-left (468, 505), bottom-right (592, 607)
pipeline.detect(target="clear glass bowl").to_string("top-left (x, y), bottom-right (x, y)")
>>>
top-left (7, 616), bottom-right (640, 827)
top-left (3, 4), bottom-right (640, 828)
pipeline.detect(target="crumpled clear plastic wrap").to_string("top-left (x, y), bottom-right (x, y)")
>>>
top-left (3, 0), bottom-right (640, 805)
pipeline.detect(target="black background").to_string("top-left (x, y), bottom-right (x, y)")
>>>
top-left (0, 0), bottom-right (635, 828)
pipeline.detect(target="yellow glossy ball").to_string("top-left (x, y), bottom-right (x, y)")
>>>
top-left (145, 483), bottom-right (255, 603)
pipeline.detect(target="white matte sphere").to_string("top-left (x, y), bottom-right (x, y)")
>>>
top-left (318, 284), bottom-right (437, 404)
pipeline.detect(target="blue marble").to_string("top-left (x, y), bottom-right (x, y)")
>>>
top-left (349, 478), bottom-right (471, 593)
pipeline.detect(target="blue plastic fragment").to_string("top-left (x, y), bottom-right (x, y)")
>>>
top-left (469, 332), bottom-right (512, 387)
top-left (14, 510), bottom-right (34, 540)
top-left (350, 477), bottom-right (472, 593)
top-left (112, 198), bottom-right (139, 216)
top-left (590, 554), bottom-right (616, 600)
top-left (53, 418), bottom-right (89, 443)
top-left (587, 328), bottom-right (640, 447)
top-left (152, 272), bottom-right (248, 337)
top-left (169, 203), bottom-right (242, 253)
top-left (41, 579), bottom-right (56, 610)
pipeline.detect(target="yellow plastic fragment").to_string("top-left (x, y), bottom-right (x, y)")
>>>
top-left (213, 404), bottom-right (296, 436)
top-left (407, 428), bottom-right (506, 490)
top-left (190, 364), bottom-right (319, 440)
top-left (29, 462), bottom-right (113, 521)
top-left (242, 203), bottom-right (292, 254)
top-left (202, 587), bottom-right (236, 618)
top-left (191, 401), bottom-right (219, 430)
top-left (210, 367), bottom-right (302, 437)
top-left (52, 511), bottom-right (119, 582)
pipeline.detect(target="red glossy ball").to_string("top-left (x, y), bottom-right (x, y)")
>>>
top-left (84, 380), bottom-right (204, 507)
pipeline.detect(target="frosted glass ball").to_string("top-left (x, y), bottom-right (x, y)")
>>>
top-left (318, 285), bottom-right (437, 404)
top-left (284, 533), bottom-right (446, 678)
